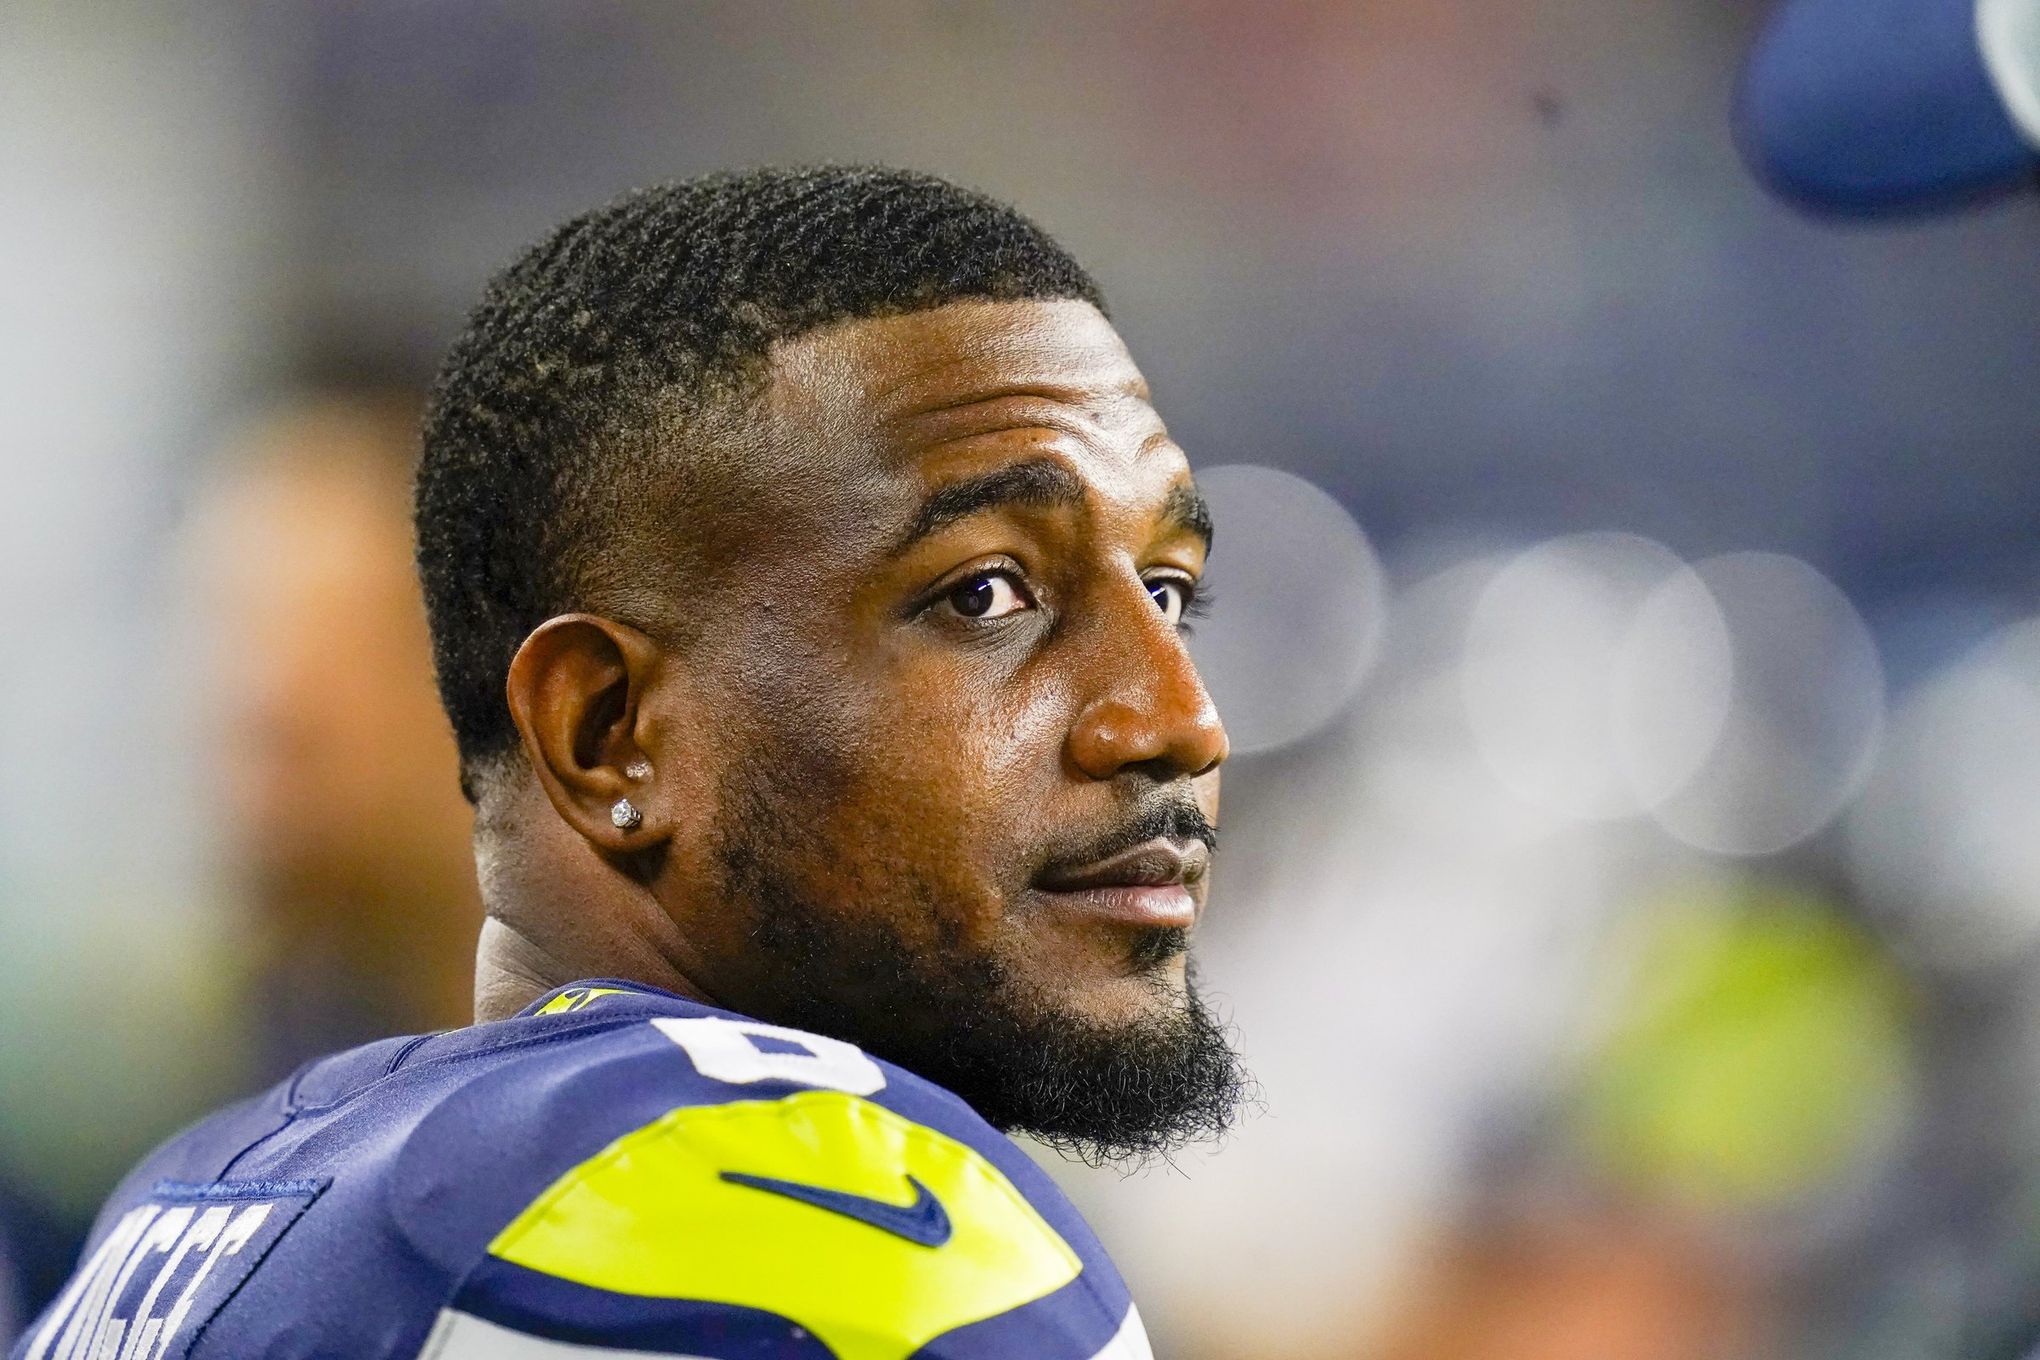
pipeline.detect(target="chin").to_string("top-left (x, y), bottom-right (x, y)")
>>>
top-left (1051, 955), bottom-right (1190, 1031)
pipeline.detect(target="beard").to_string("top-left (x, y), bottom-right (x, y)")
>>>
top-left (710, 774), bottom-right (1251, 1166)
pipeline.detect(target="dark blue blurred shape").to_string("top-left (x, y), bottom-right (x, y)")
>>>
top-left (1737, 0), bottom-right (2036, 216)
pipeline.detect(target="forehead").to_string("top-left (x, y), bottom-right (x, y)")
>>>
top-left (761, 299), bottom-right (1172, 483)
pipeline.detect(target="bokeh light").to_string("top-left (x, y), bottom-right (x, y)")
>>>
top-left (1461, 532), bottom-right (1730, 821)
top-left (1577, 883), bottom-right (1916, 1212)
top-left (1188, 464), bottom-right (1386, 755)
top-left (1849, 616), bottom-right (2040, 973)
top-left (1648, 553), bottom-right (1885, 858)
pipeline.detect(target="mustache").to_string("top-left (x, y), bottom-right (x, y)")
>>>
top-left (1038, 799), bottom-right (1219, 879)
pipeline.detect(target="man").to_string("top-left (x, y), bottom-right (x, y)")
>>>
top-left (195, 389), bottom-right (482, 1078)
top-left (1739, 0), bottom-right (2040, 215)
top-left (16, 166), bottom-right (1245, 1359)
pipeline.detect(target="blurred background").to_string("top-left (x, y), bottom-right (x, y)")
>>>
top-left (4, 0), bottom-right (2039, 1355)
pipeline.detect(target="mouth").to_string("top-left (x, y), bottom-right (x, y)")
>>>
top-left (1031, 837), bottom-right (1210, 929)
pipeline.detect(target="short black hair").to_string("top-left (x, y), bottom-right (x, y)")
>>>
top-left (415, 166), bottom-right (1105, 799)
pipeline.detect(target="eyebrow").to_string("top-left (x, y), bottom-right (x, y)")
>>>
top-left (1161, 481), bottom-right (1214, 551)
top-left (895, 459), bottom-right (1087, 553)
top-left (892, 458), bottom-right (1216, 556)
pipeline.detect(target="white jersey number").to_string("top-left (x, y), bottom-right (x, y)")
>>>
top-left (652, 1016), bottom-right (886, 1095)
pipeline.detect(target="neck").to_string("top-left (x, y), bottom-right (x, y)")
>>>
top-left (469, 785), bottom-right (714, 1023)
top-left (471, 910), bottom-right (716, 1022)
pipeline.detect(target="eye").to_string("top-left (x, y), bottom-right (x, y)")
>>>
top-left (944, 570), bottom-right (1031, 621)
top-left (1147, 577), bottom-right (1195, 626)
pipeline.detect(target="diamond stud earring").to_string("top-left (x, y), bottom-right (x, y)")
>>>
top-left (624, 759), bottom-right (653, 780)
top-left (610, 798), bottom-right (643, 832)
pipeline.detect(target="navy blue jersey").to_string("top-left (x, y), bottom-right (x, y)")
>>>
top-left (14, 982), bottom-right (1152, 1359)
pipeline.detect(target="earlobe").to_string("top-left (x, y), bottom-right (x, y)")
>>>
top-left (504, 613), bottom-right (670, 851)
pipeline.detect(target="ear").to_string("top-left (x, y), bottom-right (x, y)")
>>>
top-left (505, 612), bottom-right (669, 852)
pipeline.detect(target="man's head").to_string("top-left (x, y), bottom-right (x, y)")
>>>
top-left (416, 166), bottom-right (1245, 1161)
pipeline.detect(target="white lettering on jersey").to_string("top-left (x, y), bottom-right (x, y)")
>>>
top-left (148, 1201), bottom-right (271, 1357)
top-left (652, 1017), bottom-right (886, 1095)
top-left (117, 1205), bottom-right (230, 1360)
top-left (24, 1205), bottom-right (155, 1360)
top-left (24, 1200), bottom-right (275, 1360)
top-left (85, 1205), bottom-right (193, 1359)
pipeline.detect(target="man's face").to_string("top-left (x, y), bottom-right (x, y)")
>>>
top-left (648, 298), bottom-right (1242, 1157)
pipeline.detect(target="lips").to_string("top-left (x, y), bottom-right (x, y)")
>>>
top-left (1036, 838), bottom-right (1209, 893)
top-left (1032, 837), bottom-right (1210, 929)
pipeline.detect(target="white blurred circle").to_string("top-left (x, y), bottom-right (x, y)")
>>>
top-left (1649, 553), bottom-right (1885, 857)
top-left (1847, 617), bottom-right (2040, 971)
top-left (1618, 567), bottom-right (1737, 807)
top-left (1461, 532), bottom-right (1729, 820)
top-left (1187, 465), bottom-right (1385, 755)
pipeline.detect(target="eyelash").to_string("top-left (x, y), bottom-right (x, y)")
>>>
top-left (915, 561), bottom-right (1028, 625)
top-left (922, 565), bottom-right (1210, 636)
top-left (1175, 581), bottom-right (1214, 636)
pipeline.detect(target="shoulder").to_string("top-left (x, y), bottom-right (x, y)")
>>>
top-left (17, 989), bottom-right (1146, 1358)
top-left (390, 991), bottom-right (1005, 1231)
top-left (401, 991), bottom-right (1139, 1358)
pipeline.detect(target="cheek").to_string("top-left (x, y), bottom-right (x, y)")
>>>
top-left (882, 662), bottom-right (1070, 832)
top-left (778, 656), bottom-right (1072, 915)
top-left (981, 674), bottom-right (1076, 791)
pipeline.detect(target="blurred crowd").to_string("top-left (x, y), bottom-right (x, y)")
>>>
top-left (5, 2), bottom-right (2040, 1357)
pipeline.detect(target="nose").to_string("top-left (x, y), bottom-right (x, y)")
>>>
top-left (1065, 600), bottom-right (1229, 783)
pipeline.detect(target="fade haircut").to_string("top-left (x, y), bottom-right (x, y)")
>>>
top-left (414, 167), bottom-right (1105, 801)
